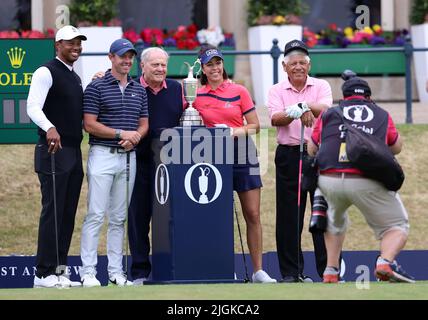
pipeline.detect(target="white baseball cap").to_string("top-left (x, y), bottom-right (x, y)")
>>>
top-left (55, 25), bottom-right (87, 42)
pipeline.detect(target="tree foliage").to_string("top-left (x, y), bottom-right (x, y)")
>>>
top-left (69, 0), bottom-right (118, 26)
top-left (410, 0), bottom-right (428, 25)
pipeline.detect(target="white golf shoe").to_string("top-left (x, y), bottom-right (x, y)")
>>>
top-left (59, 275), bottom-right (82, 287)
top-left (252, 270), bottom-right (277, 283)
top-left (109, 273), bottom-right (133, 286)
top-left (132, 277), bottom-right (148, 286)
top-left (33, 275), bottom-right (60, 288)
top-left (81, 273), bottom-right (101, 287)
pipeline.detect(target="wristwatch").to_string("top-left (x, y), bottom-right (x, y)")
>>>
top-left (115, 129), bottom-right (122, 140)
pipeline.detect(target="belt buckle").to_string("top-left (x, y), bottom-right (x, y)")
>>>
top-left (109, 147), bottom-right (126, 154)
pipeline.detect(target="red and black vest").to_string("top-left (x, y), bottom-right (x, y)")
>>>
top-left (316, 99), bottom-right (389, 172)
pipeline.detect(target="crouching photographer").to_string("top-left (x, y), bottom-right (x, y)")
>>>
top-left (307, 70), bottom-right (415, 284)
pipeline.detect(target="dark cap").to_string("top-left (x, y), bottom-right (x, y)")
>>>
top-left (199, 48), bottom-right (224, 64)
top-left (109, 39), bottom-right (137, 56)
top-left (342, 77), bottom-right (372, 97)
top-left (284, 39), bottom-right (309, 56)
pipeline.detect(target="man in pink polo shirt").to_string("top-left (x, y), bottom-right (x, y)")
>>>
top-left (267, 39), bottom-right (332, 283)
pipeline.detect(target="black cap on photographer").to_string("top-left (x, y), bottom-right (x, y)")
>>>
top-left (342, 77), bottom-right (372, 97)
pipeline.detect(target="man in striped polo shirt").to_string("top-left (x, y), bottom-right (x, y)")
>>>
top-left (79, 39), bottom-right (149, 287)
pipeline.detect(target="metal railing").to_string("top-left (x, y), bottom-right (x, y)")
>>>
top-left (83, 37), bottom-right (423, 124)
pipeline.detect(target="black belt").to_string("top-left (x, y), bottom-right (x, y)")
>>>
top-left (109, 147), bottom-right (130, 154)
top-left (279, 144), bottom-right (307, 152)
top-left (91, 145), bottom-right (134, 154)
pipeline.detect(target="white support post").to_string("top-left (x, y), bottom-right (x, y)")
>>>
top-left (31, 0), bottom-right (44, 31)
top-left (208, 0), bottom-right (220, 28)
top-left (381, 0), bottom-right (394, 31)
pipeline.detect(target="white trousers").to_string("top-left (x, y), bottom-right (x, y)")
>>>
top-left (80, 145), bottom-right (136, 278)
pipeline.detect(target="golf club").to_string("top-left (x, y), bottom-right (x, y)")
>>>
top-left (297, 124), bottom-right (305, 282)
top-left (233, 196), bottom-right (250, 283)
top-left (50, 151), bottom-right (64, 288)
top-left (124, 151), bottom-right (130, 284)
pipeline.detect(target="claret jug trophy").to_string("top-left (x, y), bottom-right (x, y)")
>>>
top-left (179, 59), bottom-right (204, 126)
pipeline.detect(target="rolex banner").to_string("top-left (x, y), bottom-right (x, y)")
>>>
top-left (0, 39), bottom-right (54, 144)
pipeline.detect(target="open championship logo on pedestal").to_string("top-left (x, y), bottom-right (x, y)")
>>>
top-left (184, 163), bottom-right (223, 204)
top-left (155, 164), bottom-right (170, 205)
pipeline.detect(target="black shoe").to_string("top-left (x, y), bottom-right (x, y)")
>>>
top-left (299, 274), bottom-right (314, 283)
top-left (280, 275), bottom-right (300, 283)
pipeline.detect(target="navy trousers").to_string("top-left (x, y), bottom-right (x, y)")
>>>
top-left (35, 144), bottom-right (83, 278)
top-left (128, 154), bottom-right (154, 280)
top-left (274, 144), bottom-right (327, 279)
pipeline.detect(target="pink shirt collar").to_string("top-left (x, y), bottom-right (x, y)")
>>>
top-left (139, 75), bottom-right (167, 95)
top-left (282, 76), bottom-right (315, 92)
top-left (199, 80), bottom-right (231, 93)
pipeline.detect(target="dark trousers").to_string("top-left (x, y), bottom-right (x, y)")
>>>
top-left (275, 144), bottom-right (327, 279)
top-left (128, 156), bottom-right (154, 280)
top-left (35, 146), bottom-right (83, 278)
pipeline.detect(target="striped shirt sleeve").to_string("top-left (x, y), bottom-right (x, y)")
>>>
top-left (83, 81), bottom-right (101, 116)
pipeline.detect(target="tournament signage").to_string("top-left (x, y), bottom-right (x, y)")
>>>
top-left (0, 39), bottom-right (54, 143)
top-left (184, 162), bottom-right (223, 204)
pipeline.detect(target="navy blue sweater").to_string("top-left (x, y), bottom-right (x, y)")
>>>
top-left (137, 78), bottom-right (183, 159)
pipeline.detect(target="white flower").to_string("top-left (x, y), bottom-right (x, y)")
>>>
top-left (197, 26), bottom-right (225, 47)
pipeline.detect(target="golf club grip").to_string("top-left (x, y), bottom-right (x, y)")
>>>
top-left (299, 124), bottom-right (305, 153)
top-left (297, 124), bottom-right (304, 206)
top-left (126, 152), bottom-right (130, 182)
top-left (51, 152), bottom-right (55, 175)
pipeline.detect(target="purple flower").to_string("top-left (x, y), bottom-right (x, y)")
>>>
top-left (341, 38), bottom-right (352, 48)
top-left (370, 36), bottom-right (386, 45)
top-left (222, 37), bottom-right (235, 47)
top-left (162, 37), bottom-right (176, 47)
top-left (394, 37), bottom-right (405, 46)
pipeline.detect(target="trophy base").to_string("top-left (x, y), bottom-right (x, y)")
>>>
top-left (180, 120), bottom-right (205, 126)
top-left (180, 106), bottom-right (204, 126)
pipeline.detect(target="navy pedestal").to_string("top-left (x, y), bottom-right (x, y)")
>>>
top-left (151, 127), bottom-right (235, 283)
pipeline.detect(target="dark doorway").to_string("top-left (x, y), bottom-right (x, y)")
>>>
top-left (0, 0), bottom-right (31, 31)
top-left (119, 0), bottom-right (207, 32)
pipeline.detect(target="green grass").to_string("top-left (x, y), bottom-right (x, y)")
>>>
top-left (1, 282), bottom-right (427, 300)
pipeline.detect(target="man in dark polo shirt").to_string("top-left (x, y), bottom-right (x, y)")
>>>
top-left (27, 25), bottom-right (87, 288)
top-left (128, 47), bottom-right (184, 285)
top-left (308, 76), bottom-right (414, 283)
top-left (79, 39), bottom-right (149, 287)
top-left (89, 47), bottom-right (184, 285)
